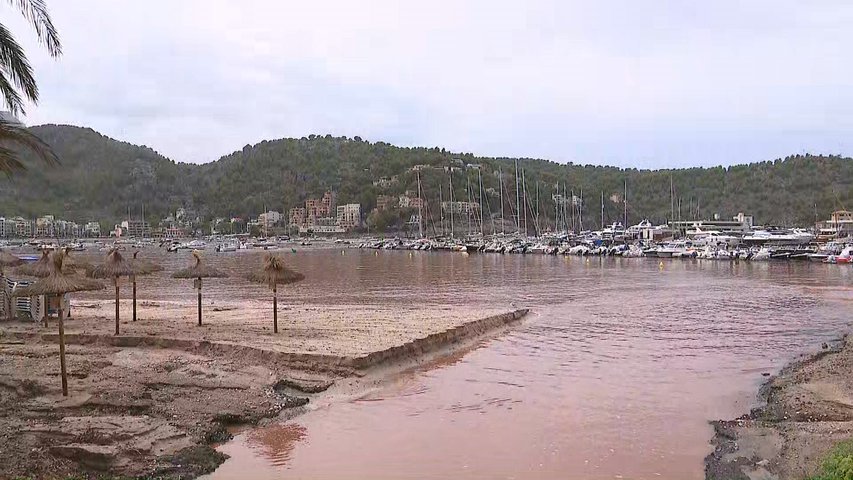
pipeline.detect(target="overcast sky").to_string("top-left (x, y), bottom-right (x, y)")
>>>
top-left (7, 1), bottom-right (853, 168)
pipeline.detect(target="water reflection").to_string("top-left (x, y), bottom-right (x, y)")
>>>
top-left (176, 250), bottom-right (851, 480)
top-left (243, 423), bottom-right (307, 467)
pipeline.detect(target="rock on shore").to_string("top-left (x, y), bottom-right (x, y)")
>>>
top-left (706, 336), bottom-right (853, 479)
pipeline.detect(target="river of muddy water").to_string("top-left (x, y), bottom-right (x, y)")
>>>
top-left (169, 249), bottom-right (850, 480)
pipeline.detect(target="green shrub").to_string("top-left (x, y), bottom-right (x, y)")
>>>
top-left (810, 439), bottom-right (853, 480)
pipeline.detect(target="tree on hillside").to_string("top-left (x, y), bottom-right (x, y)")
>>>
top-left (0, 0), bottom-right (61, 175)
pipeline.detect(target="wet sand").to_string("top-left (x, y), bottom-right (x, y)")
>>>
top-left (707, 332), bottom-right (853, 480)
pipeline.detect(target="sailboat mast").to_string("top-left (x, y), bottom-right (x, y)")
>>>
top-left (563, 187), bottom-right (575, 233)
top-left (624, 178), bottom-right (628, 228)
top-left (579, 189), bottom-right (584, 231)
top-left (521, 168), bottom-right (527, 237)
top-left (600, 191), bottom-right (604, 230)
top-left (499, 166), bottom-right (505, 234)
top-left (478, 167), bottom-right (485, 236)
top-left (535, 181), bottom-right (540, 237)
top-left (439, 184), bottom-right (444, 237)
top-left (554, 184), bottom-right (559, 235)
top-left (417, 170), bottom-right (423, 238)
top-left (449, 168), bottom-right (454, 239)
top-left (515, 159), bottom-right (521, 233)
top-left (466, 172), bottom-right (472, 236)
top-left (670, 174), bottom-right (674, 224)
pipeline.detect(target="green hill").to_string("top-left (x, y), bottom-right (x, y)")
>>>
top-left (1, 124), bottom-right (851, 232)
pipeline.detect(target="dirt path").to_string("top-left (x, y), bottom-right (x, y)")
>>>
top-left (706, 335), bottom-right (853, 480)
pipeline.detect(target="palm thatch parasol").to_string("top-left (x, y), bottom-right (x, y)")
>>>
top-left (0, 249), bottom-right (23, 275)
top-left (60, 248), bottom-right (94, 276)
top-left (128, 251), bottom-right (163, 322)
top-left (88, 249), bottom-right (135, 335)
top-left (15, 249), bottom-right (53, 277)
top-left (246, 254), bottom-right (304, 333)
top-left (14, 251), bottom-right (104, 396)
top-left (172, 250), bottom-right (227, 326)
top-left (0, 250), bottom-right (23, 320)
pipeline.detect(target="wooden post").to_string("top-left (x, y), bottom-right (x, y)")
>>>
top-left (43, 295), bottom-right (48, 328)
top-left (114, 278), bottom-right (120, 336)
top-left (273, 284), bottom-right (278, 333)
top-left (58, 304), bottom-right (68, 396)
top-left (132, 275), bottom-right (137, 322)
top-left (197, 277), bottom-right (202, 326)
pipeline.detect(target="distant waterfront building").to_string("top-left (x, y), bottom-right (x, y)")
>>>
top-left (441, 201), bottom-right (480, 216)
top-left (304, 191), bottom-right (337, 228)
top-left (373, 177), bottom-right (394, 188)
top-left (336, 204), bottom-right (361, 230)
top-left (259, 210), bottom-right (282, 229)
top-left (288, 207), bottom-right (306, 228)
top-left (35, 215), bottom-right (55, 237)
top-left (84, 221), bottom-right (101, 237)
top-left (398, 194), bottom-right (423, 210)
top-left (669, 212), bottom-right (754, 234)
top-left (376, 195), bottom-right (395, 211)
top-left (123, 219), bottom-right (151, 238)
top-left (817, 210), bottom-right (853, 240)
top-left (13, 217), bottom-right (32, 237)
top-left (299, 215), bottom-right (344, 234)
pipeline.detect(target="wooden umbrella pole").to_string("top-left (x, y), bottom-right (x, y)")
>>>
top-left (132, 275), bottom-right (137, 322)
top-left (58, 304), bottom-right (68, 396)
top-left (197, 277), bottom-right (202, 326)
top-left (43, 295), bottom-right (48, 328)
top-left (273, 285), bottom-right (278, 334)
top-left (114, 278), bottom-right (120, 335)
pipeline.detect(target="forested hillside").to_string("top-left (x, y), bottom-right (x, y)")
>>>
top-left (1, 125), bottom-right (850, 230)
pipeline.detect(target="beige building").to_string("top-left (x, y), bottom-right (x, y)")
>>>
top-left (336, 204), bottom-right (362, 230)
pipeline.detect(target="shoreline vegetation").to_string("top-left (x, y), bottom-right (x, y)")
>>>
top-left (0, 305), bottom-right (527, 479)
top-left (706, 333), bottom-right (853, 480)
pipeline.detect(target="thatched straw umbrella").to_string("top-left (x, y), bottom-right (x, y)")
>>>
top-left (88, 249), bottom-right (135, 335)
top-left (129, 251), bottom-right (163, 322)
top-left (0, 249), bottom-right (23, 275)
top-left (0, 250), bottom-right (23, 320)
top-left (172, 250), bottom-right (227, 326)
top-left (14, 251), bottom-right (104, 396)
top-left (246, 254), bottom-right (304, 333)
top-left (16, 249), bottom-right (52, 277)
top-left (61, 248), bottom-right (94, 276)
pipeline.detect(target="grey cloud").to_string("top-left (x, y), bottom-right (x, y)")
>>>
top-left (4, 0), bottom-right (852, 167)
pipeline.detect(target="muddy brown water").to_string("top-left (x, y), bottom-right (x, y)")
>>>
top-left (24, 246), bottom-right (853, 479)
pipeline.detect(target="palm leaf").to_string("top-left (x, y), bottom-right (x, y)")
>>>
top-left (0, 22), bottom-right (36, 113)
top-left (0, 117), bottom-right (58, 175)
top-left (8, 0), bottom-right (62, 57)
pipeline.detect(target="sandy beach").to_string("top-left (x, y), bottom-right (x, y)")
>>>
top-left (0, 298), bottom-right (528, 479)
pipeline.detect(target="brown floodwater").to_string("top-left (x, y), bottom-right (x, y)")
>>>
top-left (92, 248), bottom-right (850, 480)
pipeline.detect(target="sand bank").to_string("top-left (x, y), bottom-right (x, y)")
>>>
top-left (0, 306), bottom-right (528, 479)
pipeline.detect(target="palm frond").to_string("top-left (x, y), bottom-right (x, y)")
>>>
top-left (0, 71), bottom-right (23, 116)
top-left (0, 117), bottom-right (58, 176)
top-left (9, 0), bottom-right (61, 57)
top-left (0, 144), bottom-right (24, 174)
top-left (0, 22), bottom-right (36, 113)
